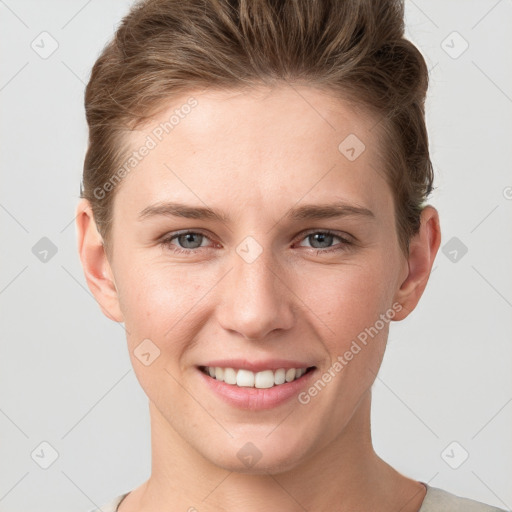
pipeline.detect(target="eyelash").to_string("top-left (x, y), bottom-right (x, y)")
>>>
top-left (160, 229), bottom-right (353, 256)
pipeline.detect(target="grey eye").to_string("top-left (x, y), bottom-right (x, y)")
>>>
top-left (306, 232), bottom-right (336, 249)
top-left (175, 233), bottom-right (204, 249)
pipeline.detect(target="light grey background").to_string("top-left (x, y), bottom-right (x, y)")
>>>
top-left (0, 1), bottom-right (511, 511)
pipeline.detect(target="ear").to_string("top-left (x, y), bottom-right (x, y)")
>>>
top-left (392, 205), bottom-right (441, 321)
top-left (75, 198), bottom-right (124, 323)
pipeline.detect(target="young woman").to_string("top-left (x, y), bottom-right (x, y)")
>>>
top-left (76, 0), bottom-right (505, 511)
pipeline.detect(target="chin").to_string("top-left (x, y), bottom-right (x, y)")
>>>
top-left (202, 434), bottom-right (312, 475)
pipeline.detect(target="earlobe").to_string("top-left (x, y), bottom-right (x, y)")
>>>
top-left (392, 205), bottom-right (441, 321)
top-left (75, 199), bottom-right (124, 323)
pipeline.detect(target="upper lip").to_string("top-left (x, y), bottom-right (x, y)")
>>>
top-left (198, 359), bottom-right (316, 372)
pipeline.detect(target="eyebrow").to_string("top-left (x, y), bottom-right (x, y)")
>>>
top-left (138, 200), bottom-right (375, 223)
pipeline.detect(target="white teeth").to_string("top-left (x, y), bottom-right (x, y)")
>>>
top-left (274, 368), bottom-right (286, 385)
top-left (223, 367), bottom-right (237, 385)
top-left (285, 368), bottom-right (296, 382)
top-left (236, 369), bottom-right (254, 387)
top-left (254, 370), bottom-right (274, 389)
top-left (203, 366), bottom-right (311, 388)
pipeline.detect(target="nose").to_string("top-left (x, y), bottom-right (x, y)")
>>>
top-left (217, 243), bottom-right (295, 341)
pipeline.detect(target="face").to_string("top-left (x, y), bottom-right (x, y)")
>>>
top-left (88, 86), bottom-right (415, 473)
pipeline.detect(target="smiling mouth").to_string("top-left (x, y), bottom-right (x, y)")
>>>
top-left (198, 365), bottom-right (316, 389)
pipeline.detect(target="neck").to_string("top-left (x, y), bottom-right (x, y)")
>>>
top-left (123, 390), bottom-right (426, 512)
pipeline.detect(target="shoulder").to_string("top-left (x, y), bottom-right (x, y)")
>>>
top-left (87, 492), bottom-right (130, 512)
top-left (419, 484), bottom-right (507, 512)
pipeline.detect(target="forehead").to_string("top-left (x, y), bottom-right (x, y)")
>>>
top-left (115, 85), bottom-right (392, 221)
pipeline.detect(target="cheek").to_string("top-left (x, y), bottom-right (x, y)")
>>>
top-left (116, 240), bottom-right (400, 351)
top-left (117, 259), bottom-right (225, 370)
top-left (117, 264), bottom-right (206, 394)
top-left (296, 255), bottom-right (397, 347)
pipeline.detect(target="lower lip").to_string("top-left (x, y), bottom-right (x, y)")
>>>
top-left (196, 367), bottom-right (317, 410)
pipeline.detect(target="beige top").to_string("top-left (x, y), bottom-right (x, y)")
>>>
top-left (89, 483), bottom-right (507, 512)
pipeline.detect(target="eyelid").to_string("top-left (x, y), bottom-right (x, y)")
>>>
top-left (161, 229), bottom-right (216, 248)
top-left (160, 228), bottom-right (355, 256)
top-left (161, 228), bottom-right (353, 244)
top-left (293, 228), bottom-right (355, 245)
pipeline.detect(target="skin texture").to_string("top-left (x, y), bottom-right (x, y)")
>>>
top-left (76, 85), bottom-right (441, 512)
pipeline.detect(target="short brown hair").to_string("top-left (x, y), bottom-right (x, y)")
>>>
top-left (81, 0), bottom-right (434, 255)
